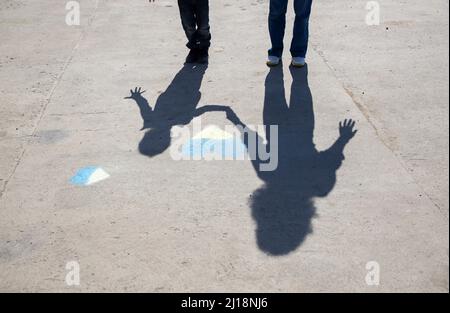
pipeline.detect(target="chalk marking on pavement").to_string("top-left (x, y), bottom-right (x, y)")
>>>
top-left (70, 166), bottom-right (110, 186)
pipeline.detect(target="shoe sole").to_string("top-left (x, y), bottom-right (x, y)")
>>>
top-left (266, 61), bottom-right (281, 67)
top-left (290, 62), bottom-right (306, 68)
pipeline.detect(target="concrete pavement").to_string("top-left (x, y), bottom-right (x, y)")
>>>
top-left (0, 0), bottom-right (448, 292)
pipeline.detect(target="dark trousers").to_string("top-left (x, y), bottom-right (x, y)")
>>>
top-left (178, 0), bottom-right (211, 50)
top-left (268, 0), bottom-right (313, 58)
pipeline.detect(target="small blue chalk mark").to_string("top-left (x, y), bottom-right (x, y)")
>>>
top-left (70, 166), bottom-right (110, 186)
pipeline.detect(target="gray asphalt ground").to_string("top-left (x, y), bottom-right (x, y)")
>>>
top-left (0, 0), bottom-right (448, 292)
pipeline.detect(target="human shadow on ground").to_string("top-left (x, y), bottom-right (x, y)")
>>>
top-left (225, 65), bottom-right (357, 255)
top-left (125, 64), bottom-right (225, 157)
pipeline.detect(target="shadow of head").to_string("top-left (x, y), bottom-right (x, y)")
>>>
top-left (139, 127), bottom-right (171, 157)
top-left (251, 183), bottom-right (316, 256)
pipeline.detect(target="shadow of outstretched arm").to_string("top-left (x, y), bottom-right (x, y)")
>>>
top-left (316, 119), bottom-right (358, 197)
top-left (125, 87), bottom-right (154, 130)
top-left (193, 105), bottom-right (230, 117)
top-left (225, 107), bottom-right (270, 174)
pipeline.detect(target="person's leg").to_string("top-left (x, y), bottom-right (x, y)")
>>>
top-left (290, 0), bottom-right (312, 58)
top-left (193, 0), bottom-right (211, 50)
top-left (178, 0), bottom-right (197, 49)
top-left (268, 0), bottom-right (289, 58)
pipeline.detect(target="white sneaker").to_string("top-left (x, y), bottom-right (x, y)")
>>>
top-left (266, 55), bottom-right (281, 67)
top-left (291, 57), bottom-right (306, 68)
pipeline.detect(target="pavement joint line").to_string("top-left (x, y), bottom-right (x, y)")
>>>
top-left (0, 0), bottom-right (102, 201)
top-left (310, 44), bottom-right (446, 217)
top-left (30, 0), bottom-right (101, 138)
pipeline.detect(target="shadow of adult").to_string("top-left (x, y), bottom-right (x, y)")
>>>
top-left (226, 65), bottom-right (357, 255)
top-left (125, 64), bottom-right (225, 157)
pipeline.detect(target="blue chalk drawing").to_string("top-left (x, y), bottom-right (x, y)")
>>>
top-left (70, 166), bottom-right (110, 186)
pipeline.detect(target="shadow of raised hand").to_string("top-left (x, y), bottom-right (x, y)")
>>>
top-left (125, 87), bottom-right (153, 131)
top-left (339, 119), bottom-right (358, 142)
top-left (125, 87), bottom-right (146, 100)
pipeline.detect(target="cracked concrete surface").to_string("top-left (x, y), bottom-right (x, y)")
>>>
top-left (0, 0), bottom-right (448, 292)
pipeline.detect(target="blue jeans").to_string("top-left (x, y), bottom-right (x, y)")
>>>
top-left (268, 0), bottom-right (313, 58)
